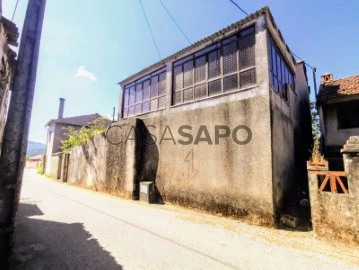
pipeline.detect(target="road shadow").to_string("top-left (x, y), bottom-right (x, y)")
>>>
top-left (10, 202), bottom-right (121, 269)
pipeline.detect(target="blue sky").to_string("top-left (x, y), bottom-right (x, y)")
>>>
top-left (2, 0), bottom-right (359, 143)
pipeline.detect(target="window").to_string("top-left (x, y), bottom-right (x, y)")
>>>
top-left (172, 26), bottom-right (256, 105)
top-left (122, 67), bottom-right (167, 118)
top-left (268, 36), bottom-right (295, 102)
top-left (337, 101), bottom-right (359, 129)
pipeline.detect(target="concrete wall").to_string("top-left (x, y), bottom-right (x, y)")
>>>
top-left (269, 62), bottom-right (311, 215)
top-left (308, 136), bottom-right (359, 244)
top-left (48, 153), bottom-right (62, 179)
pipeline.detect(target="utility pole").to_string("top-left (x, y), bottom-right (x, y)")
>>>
top-left (0, 0), bottom-right (46, 267)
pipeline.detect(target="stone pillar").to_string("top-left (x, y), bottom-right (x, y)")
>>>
top-left (307, 161), bottom-right (328, 234)
top-left (341, 136), bottom-right (359, 196)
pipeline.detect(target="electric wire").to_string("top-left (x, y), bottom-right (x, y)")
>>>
top-left (228, 0), bottom-right (248, 16)
top-left (138, 0), bottom-right (162, 59)
top-left (12, 0), bottom-right (20, 20)
top-left (159, 0), bottom-right (192, 45)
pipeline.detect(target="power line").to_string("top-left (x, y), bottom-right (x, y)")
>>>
top-left (138, 0), bottom-right (162, 59)
top-left (159, 0), bottom-right (192, 45)
top-left (228, 0), bottom-right (248, 16)
top-left (12, 0), bottom-right (20, 20)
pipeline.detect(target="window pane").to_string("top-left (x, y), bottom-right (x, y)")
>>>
top-left (270, 71), bottom-right (275, 87)
top-left (195, 56), bottom-right (206, 83)
top-left (143, 80), bottom-right (150, 100)
top-left (183, 61), bottom-right (194, 88)
top-left (174, 65), bottom-right (183, 90)
top-left (194, 83), bottom-right (207, 99)
top-left (123, 108), bottom-right (128, 118)
top-left (135, 104), bottom-right (142, 114)
top-left (151, 75), bottom-right (159, 97)
top-left (194, 44), bottom-right (217, 57)
top-left (150, 99), bottom-right (158, 111)
top-left (271, 44), bottom-right (276, 75)
top-left (135, 83), bottom-right (142, 103)
top-left (240, 69), bottom-right (256, 88)
top-left (128, 106), bottom-right (134, 117)
top-left (124, 88), bottom-right (129, 108)
top-left (273, 77), bottom-right (279, 93)
top-left (183, 88), bottom-right (194, 102)
top-left (277, 54), bottom-right (282, 83)
top-left (158, 96), bottom-right (166, 108)
top-left (281, 59), bottom-right (285, 85)
top-left (239, 34), bottom-right (255, 69)
top-left (208, 79), bottom-right (222, 96)
top-left (240, 26), bottom-right (255, 37)
top-left (223, 41), bottom-right (238, 75)
top-left (208, 50), bottom-right (220, 78)
top-left (142, 101), bottom-right (150, 113)
top-left (129, 86), bottom-right (135, 105)
top-left (222, 35), bottom-right (237, 45)
top-left (158, 72), bottom-right (166, 95)
top-left (173, 91), bottom-right (182, 105)
top-left (223, 74), bottom-right (238, 92)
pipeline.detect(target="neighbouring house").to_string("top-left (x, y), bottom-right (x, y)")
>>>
top-left (317, 73), bottom-right (359, 170)
top-left (26, 154), bottom-right (45, 169)
top-left (0, 16), bottom-right (18, 154)
top-left (63, 6), bottom-right (312, 225)
top-left (44, 98), bottom-right (107, 177)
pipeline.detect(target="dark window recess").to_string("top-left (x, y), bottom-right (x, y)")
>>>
top-left (337, 102), bottom-right (359, 129)
top-left (208, 50), bottom-right (221, 79)
top-left (208, 79), bottom-right (222, 96)
top-left (224, 74), bottom-right (238, 92)
top-left (240, 69), bottom-right (256, 88)
top-left (123, 67), bottom-right (167, 118)
top-left (268, 36), bottom-right (295, 102)
top-left (172, 25), bottom-right (256, 105)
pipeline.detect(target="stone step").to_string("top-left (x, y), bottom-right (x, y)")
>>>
top-left (349, 136), bottom-right (359, 141)
top-left (343, 144), bottom-right (359, 150)
top-left (347, 140), bottom-right (359, 145)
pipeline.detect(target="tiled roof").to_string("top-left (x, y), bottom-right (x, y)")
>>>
top-left (119, 6), bottom-right (296, 85)
top-left (46, 113), bottom-right (103, 127)
top-left (317, 75), bottom-right (359, 104)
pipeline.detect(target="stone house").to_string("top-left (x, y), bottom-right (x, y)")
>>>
top-left (44, 98), bottom-right (106, 176)
top-left (111, 6), bottom-right (312, 223)
top-left (317, 73), bottom-right (359, 170)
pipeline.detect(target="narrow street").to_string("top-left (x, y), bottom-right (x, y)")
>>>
top-left (11, 169), bottom-right (359, 270)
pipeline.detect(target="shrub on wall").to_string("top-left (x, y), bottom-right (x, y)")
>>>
top-left (61, 117), bottom-right (109, 152)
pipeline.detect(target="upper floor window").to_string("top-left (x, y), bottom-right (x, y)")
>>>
top-left (173, 26), bottom-right (256, 105)
top-left (337, 101), bottom-right (359, 129)
top-left (122, 67), bottom-right (167, 118)
top-left (268, 36), bottom-right (295, 102)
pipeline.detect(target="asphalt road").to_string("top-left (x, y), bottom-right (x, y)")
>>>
top-left (11, 169), bottom-right (359, 269)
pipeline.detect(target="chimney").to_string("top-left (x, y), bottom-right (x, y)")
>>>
top-left (58, 98), bottom-right (65, 119)
top-left (321, 73), bottom-right (334, 83)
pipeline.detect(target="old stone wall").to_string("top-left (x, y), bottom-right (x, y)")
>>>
top-left (67, 134), bottom-right (107, 190)
top-left (64, 94), bottom-right (274, 224)
top-left (308, 136), bottom-right (359, 244)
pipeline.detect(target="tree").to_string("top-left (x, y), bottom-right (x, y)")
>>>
top-left (310, 101), bottom-right (320, 154)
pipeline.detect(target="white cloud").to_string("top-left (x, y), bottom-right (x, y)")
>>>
top-left (74, 66), bottom-right (97, 82)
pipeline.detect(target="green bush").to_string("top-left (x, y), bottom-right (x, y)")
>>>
top-left (61, 117), bottom-right (109, 152)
